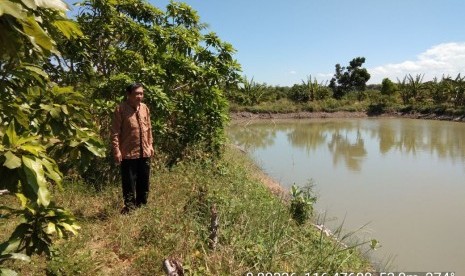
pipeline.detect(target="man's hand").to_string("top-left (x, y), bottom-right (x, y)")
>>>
top-left (114, 152), bottom-right (122, 164)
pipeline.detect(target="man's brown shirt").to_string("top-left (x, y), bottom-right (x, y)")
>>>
top-left (111, 101), bottom-right (153, 159)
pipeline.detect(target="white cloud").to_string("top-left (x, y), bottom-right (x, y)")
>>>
top-left (316, 72), bottom-right (333, 79)
top-left (368, 42), bottom-right (465, 84)
top-left (288, 70), bottom-right (297, 75)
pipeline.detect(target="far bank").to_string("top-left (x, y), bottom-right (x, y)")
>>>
top-left (230, 110), bottom-right (465, 122)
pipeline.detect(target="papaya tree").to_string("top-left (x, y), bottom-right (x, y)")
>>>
top-left (0, 0), bottom-right (105, 273)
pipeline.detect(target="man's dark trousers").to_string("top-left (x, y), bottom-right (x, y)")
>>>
top-left (121, 158), bottom-right (150, 208)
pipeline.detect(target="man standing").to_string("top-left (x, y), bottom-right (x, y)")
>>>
top-left (111, 83), bottom-right (154, 213)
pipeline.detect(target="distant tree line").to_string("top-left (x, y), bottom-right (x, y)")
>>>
top-left (227, 57), bottom-right (465, 115)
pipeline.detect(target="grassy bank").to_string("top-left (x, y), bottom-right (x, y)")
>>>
top-left (1, 146), bottom-right (374, 275)
top-left (228, 97), bottom-right (465, 119)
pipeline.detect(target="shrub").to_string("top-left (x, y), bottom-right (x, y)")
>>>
top-left (289, 184), bottom-right (316, 225)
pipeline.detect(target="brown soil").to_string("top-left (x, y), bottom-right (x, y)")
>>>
top-left (230, 111), bottom-right (465, 122)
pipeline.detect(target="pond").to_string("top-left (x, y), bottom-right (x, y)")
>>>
top-left (228, 118), bottom-right (465, 273)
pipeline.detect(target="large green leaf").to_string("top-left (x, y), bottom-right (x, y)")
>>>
top-left (49, 106), bottom-right (61, 119)
top-left (0, 239), bottom-right (20, 254)
top-left (23, 64), bottom-right (49, 78)
top-left (37, 186), bottom-right (50, 207)
top-left (60, 222), bottom-right (79, 235)
top-left (16, 134), bottom-right (41, 146)
top-left (4, 122), bottom-right (18, 147)
top-left (15, 193), bottom-right (28, 208)
top-left (52, 20), bottom-right (83, 39)
top-left (1, 253), bottom-right (31, 262)
top-left (84, 141), bottom-right (105, 157)
top-left (19, 144), bottom-right (44, 156)
top-left (0, 1), bottom-right (26, 19)
top-left (3, 151), bottom-right (22, 169)
top-left (21, 156), bottom-right (50, 206)
top-left (41, 158), bottom-right (62, 185)
top-left (21, 16), bottom-right (54, 51)
top-left (0, 268), bottom-right (18, 276)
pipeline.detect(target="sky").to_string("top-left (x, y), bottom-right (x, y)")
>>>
top-left (67, 0), bottom-right (465, 86)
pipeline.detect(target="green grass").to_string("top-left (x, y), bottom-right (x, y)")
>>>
top-left (1, 147), bottom-right (374, 275)
top-left (228, 92), bottom-right (465, 117)
top-left (229, 98), bottom-right (369, 114)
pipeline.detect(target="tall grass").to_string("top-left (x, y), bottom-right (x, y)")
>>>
top-left (1, 147), bottom-right (374, 275)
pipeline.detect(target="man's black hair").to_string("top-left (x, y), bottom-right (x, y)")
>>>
top-left (126, 83), bottom-right (143, 94)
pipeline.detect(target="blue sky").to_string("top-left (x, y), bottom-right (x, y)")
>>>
top-left (67, 0), bottom-right (465, 86)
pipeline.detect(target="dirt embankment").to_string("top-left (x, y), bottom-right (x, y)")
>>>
top-left (230, 111), bottom-right (465, 122)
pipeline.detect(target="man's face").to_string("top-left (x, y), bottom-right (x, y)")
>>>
top-left (128, 86), bottom-right (144, 106)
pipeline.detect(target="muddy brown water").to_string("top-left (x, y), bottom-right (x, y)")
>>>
top-left (229, 118), bottom-right (465, 273)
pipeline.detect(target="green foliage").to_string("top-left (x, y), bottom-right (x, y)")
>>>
top-left (0, 239), bottom-right (30, 276)
top-left (314, 85), bottom-right (333, 101)
top-left (289, 76), bottom-right (330, 103)
top-left (51, 0), bottom-right (241, 165)
top-left (289, 83), bottom-right (309, 102)
top-left (1, 0), bottom-right (104, 273)
top-left (239, 76), bottom-right (266, 105)
top-left (428, 77), bottom-right (450, 104)
top-left (397, 74), bottom-right (426, 104)
top-left (446, 73), bottom-right (465, 107)
top-left (302, 75), bottom-right (327, 101)
top-left (366, 90), bottom-right (396, 115)
top-left (1, 197), bottom-right (80, 256)
top-left (329, 57), bottom-right (371, 99)
top-left (380, 78), bottom-right (397, 96)
top-left (290, 184), bottom-right (316, 225)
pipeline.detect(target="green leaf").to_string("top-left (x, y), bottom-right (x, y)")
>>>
top-left (61, 105), bottom-right (69, 115)
top-left (50, 107), bottom-right (61, 119)
top-left (41, 158), bottom-right (62, 185)
top-left (52, 20), bottom-right (83, 39)
top-left (19, 144), bottom-right (43, 156)
top-left (39, 104), bottom-right (53, 111)
top-left (3, 151), bottom-right (22, 169)
top-left (0, 268), bottom-right (18, 276)
top-left (3, 253), bottom-right (31, 262)
top-left (16, 134), bottom-right (40, 146)
top-left (46, 222), bottom-right (56, 234)
top-left (21, 16), bottom-right (55, 51)
top-left (4, 122), bottom-right (18, 147)
top-left (56, 227), bottom-right (63, 238)
top-left (15, 193), bottom-right (28, 208)
top-left (21, 156), bottom-right (50, 206)
top-left (0, 239), bottom-right (21, 254)
top-left (37, 186), bottom-right (50, 206)
top-left (23, 65), bottom-right (48, 78)
top-left (60, 222), bottom-right (79, 235)
top-left (0, 1), bottom-right (26, 19)
top-left (84, 141), bottom-right (105, 157)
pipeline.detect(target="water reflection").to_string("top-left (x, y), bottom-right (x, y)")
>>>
top-left (228, 118), bottom-right (465, 272)
top-left (327, 129), bottom-right (367, 171)
top-left (229, 118), bottom-right (465, 171)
